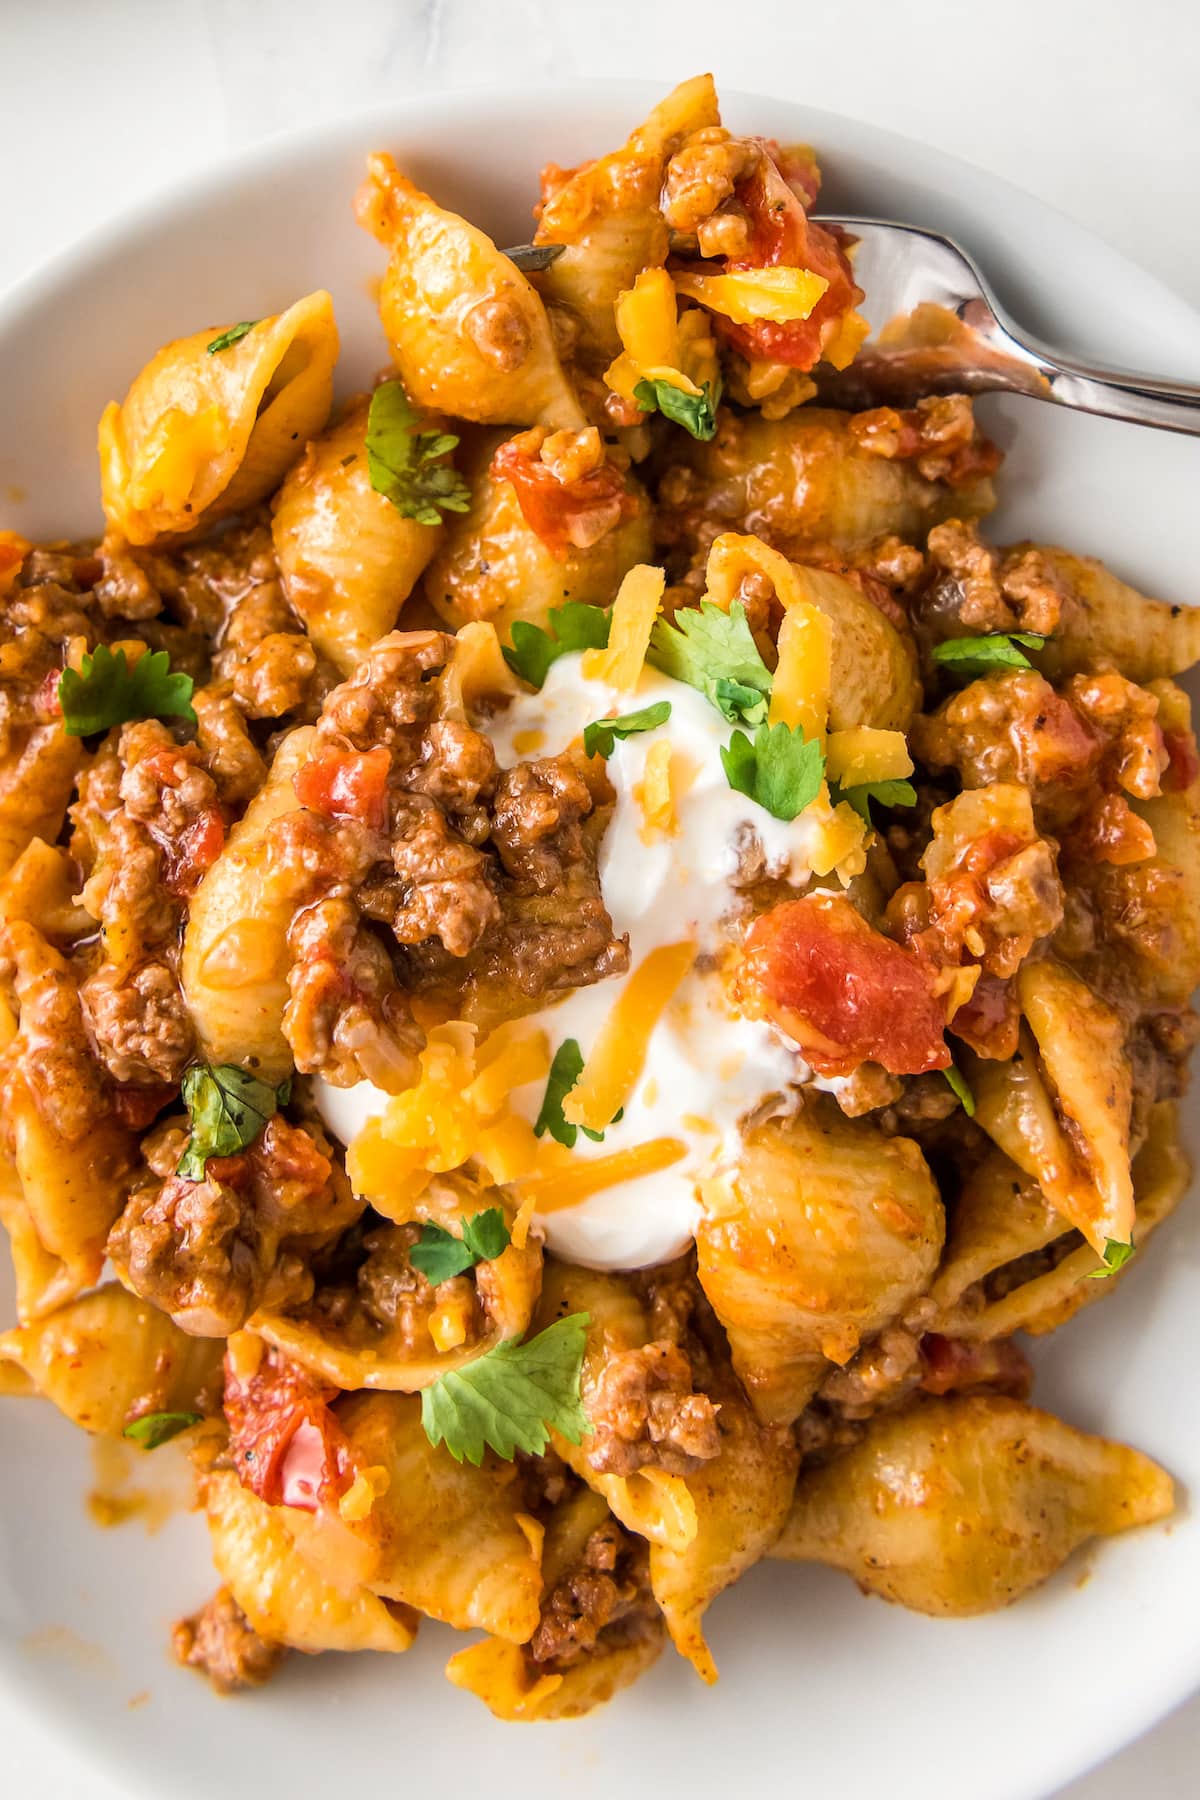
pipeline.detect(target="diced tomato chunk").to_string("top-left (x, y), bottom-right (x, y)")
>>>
top-left (949, 972), bottom-right (1020, 1061)
top-left (919, 1332), bottom-right (1032, 1400)
top-left (294, 744), bottom-right (391, 829)
top-left (165, 807), bottom-right (225, 897)
top-left (112, 1082), bottom-right (177, 1130)
top-left (491, 436), bottom-right (636, 562)
top-left (223, 1343), bottom-right (354, 1513)
top-left (739, 892), bottom-right (950, 1077)
top-left (1066, 793), bottom-right (1156, 867)
top-left (721, 151), bottom-right (862, 372)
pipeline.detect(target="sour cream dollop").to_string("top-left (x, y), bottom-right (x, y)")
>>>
top-left (315, 653), bottom-right (828, 1268)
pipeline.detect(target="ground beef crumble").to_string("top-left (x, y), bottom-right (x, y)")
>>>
top-left (108, 1116), bottom-right (361, 1336)
top-left (529, 1519), bottom-right (658, 1668)
top-left (173, 1587), bottom-right (285, 1693)
top-left (271, 630), bottom-right (628, 1086)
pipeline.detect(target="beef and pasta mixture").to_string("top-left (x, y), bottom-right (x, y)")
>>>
top-left (0, 75), bottom-right (1193, 1717)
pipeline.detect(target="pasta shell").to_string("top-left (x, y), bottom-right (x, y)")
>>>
top-left (423, 428), bottom-right (653, 635)
top-left (99, 292), bottom-right (339, 545)
top-left (696, 1107), bottom-right (944, 1424)
top-left (336, 1391), bottom-right (543, 1643)
top-left (356, 154), bottom-right (585, 432)
top-left (180, 726), bottom-right (315, 1082)
top-left (202, 1468), bottom-right (418, 1656)
top-left (649, 1367), bottom-right (797, 1683)
top-left (534, 74), bottom-right (719, 367)
top-left (773, 1395), bottom-right (1174, 1615)
top-left (0, 1282), bottom-right (221, 1435)
top-left (670, 408), bottom-right (995, 552)
top-left (272, 395), bottom-right (444, 674)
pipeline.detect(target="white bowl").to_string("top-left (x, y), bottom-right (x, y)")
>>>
top-left (1, 80), bottom-right (1199, 1800)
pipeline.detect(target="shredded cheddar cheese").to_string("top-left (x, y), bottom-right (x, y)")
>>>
top-left (580, 562), bottom-right (664, 690)
top-left (704, 532), bottom-right (804, 613)
top-left (514, 1511), bottom-right (546, 1562)
top-left (805, 789), bottom-right (869, 881)
top-left (824, 727), bottom-right (914, 785)
top-left (821, 308), bottom-right (871, 370)
top-left (429, 1289), bottom-right (474, 1351)
top-left (347, 1021), bottom-right (549, 1211)
top-left (562, 942), bottom-right (696, 1131)
top-left (635, 738), bottom-right (676, 840)
top-left (513, 1137), bottom-right (688, 1213)
top-left (771, 603), bottom-right (833, 743)
top-left (674, 265), bottom-right (828, 325)
top-left (603, 269), bottom-right (719, 406)
top-left (338, 1465), bottom-right (390, 1524)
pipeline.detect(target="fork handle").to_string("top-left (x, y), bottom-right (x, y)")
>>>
top-left (990, 316), bottom-right (1200, 436)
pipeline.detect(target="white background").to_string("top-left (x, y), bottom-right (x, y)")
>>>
top-left (0, 1), bottom-right (1197, 1794)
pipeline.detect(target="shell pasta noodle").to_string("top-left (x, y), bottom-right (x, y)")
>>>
top-left (1, 71), bottom-right (1195, 1720)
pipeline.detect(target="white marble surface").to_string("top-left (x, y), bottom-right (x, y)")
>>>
top-left (0, 1), bottom-right (1197, 1794)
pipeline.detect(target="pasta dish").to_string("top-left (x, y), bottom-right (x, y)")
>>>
top-left (0, 73), bottom-right (1195, 1718)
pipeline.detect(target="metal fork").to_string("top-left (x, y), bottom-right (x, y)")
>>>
top-left (810, 219), bottom-right (1200, 436)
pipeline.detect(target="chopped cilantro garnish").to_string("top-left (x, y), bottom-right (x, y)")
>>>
top-left (123, 1411), bottom-right (202, 1449)
top-left (720, 719), bottom-right (826, 821)
top-left (206, 319), bottom-right (260, 354)
top-left (410, 1208), bottom-right (512, 1284)
top-left (633, 376), bottom-right (721, 441)
top-left (366, 378), bottom-right (471, 526)
top-left (502, 602), bottom-right (611, 689)
top-left (1087, 1238), bottom-right (1136, 1280)
top-left (58, 645), bottom-right (196, 738)
top-left (582, 701), bottom-right (672, 759)
top-left (534, 1039), bottom-right (615, 1147)
top-left (931, 632), bottom-right (1047, 679)
top-left (942, 1063), bottom-right (976, 1116)
top-left (647, 601), bottom-right (772, 726)
top-left (176, 1065), bottom-right (291, 1181)
top-left (420, 1313), bottom-right (592, 1464)
top-left (837, 778), bottom-right (918, 823)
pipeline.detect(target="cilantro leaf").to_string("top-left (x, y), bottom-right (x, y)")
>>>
top-left (502, 602), bottom-right (611, 689)
top-left (720, 719), bottom-right (826, 821)
top-left (837, 778), bottom-right (918, 824)
top-left (931, 632), bottom-right (1047, 680)
top-left (410, 1207), bottom-right (513, 1284)
top-left (1087, 1238), bottom-right (1136, 1281)
top-left (366, 378), bottom-right (471, 526)
top-left (942, 1063), bottom-right (976, 1116)
top-left (633, 376), bottom-right (721, 442)
top-left (123, 1411), bottom-right (202, 1449)
top-left (534, 1039), bottom-right (613, 1147)
top-left (712, 676), bottom-right (770, 727)
top-left (648, 602), bottom-right (772, 725)
top-left (58, 645), bottom-right (197, 738)
top-left (176, 1064), bottom-right (291, 1181)
top-left (583, 701), bottom-right (672, 759)
top-left (420, 1312), bottom-right (592, 1464)
top-left (502, 242), bottom-right (566, 272)
top-left (206, 319), bottom-right (260, 354)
